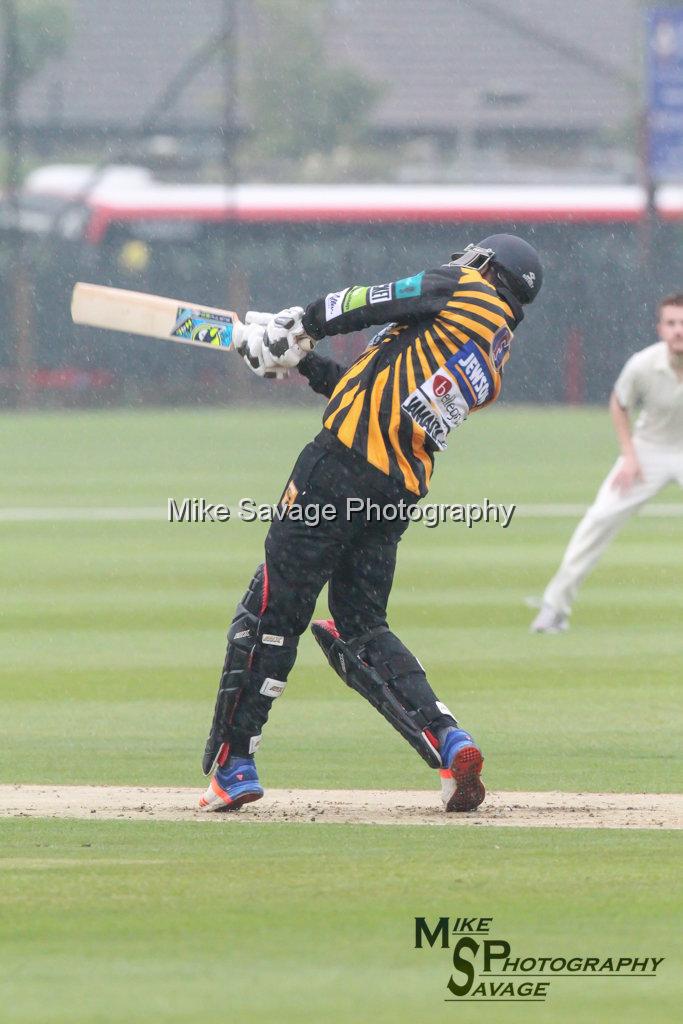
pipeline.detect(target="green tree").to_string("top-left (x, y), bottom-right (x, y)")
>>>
top-left (1, 0), bottom-right (70, 184)
top-left (241, 0), bottom-right (383, 175)
top-left (11, 0), bottom-right (70, 82)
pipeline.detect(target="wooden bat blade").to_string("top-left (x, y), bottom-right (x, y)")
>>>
top-left (71, 283), bottom-right (241, 351)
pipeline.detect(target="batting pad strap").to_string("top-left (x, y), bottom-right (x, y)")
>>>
top-left (410, 701), bottom-right (456, 732)
top-left (257, 629), bottom-right (298, 650)
top-left (259, 677), bottom-right (287, 698)
top-left (381, 651), bottom-right (422, 678)
top-left (310, 620), bottom-right (442, 769)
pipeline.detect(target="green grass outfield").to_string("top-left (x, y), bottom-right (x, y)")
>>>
top-left (1, 406), bottom-right (681, 1023)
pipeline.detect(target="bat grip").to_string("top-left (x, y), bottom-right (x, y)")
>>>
top-left (232, 320), bottom-right (247, 352)
top-left (291, 325), bottom-right (313, 353)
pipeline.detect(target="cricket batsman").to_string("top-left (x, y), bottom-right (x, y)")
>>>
top-left (200, 234), bottom-right (543, 812)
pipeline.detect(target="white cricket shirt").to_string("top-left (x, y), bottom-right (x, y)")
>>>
top-left (613, 341), bottom-right (683, 448)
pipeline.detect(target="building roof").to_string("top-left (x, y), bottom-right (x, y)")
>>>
top-left (333, 0), bottom-right (640, 133)
top-left (12, 0), bottom-right (238, 134)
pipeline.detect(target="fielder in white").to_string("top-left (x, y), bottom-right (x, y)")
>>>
top-left (532, 294), bottom-right (683, 633)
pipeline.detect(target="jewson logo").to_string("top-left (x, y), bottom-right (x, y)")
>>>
top-left (446, 341), bottom-right (493, 405)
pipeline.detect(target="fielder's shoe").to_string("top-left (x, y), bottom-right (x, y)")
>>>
top-left (530, 603), bottom-right (569, 634)
top-left (439, 728), bottom-right (485, 813)
top-left (199, 756), bottom-right (264, 812)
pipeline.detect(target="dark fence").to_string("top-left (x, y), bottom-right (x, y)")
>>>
top-left (1, 216), bottom-right (681, 407)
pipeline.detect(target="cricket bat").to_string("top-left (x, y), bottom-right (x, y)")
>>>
top-left (71, 283), bottom-right (243, 351)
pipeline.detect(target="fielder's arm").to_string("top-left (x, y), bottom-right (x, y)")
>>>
top-left (609, 390), bottom-right (643, 490)
top-left (609, 391), bottom-right (638, 459)
top-left (609, 352), bottom-right (645, 490)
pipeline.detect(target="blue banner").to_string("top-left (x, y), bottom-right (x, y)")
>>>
top-left (647, 7), bottom-right (683, 181)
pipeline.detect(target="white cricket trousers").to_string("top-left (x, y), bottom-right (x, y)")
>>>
top-left (543, 440), bottom-right (683, 615)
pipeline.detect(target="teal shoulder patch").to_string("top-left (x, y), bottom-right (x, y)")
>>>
top-left (394, 271), bottom-right (424, 299)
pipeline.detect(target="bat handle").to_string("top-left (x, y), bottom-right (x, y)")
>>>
top-left (232, 319), bottom-right (247, 352)
top-left (233, 317), bottom-right (312, 366)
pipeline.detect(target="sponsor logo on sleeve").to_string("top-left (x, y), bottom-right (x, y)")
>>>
top-left (369, 282), bottom-right (393, 304)
top-left (394, 271), bottom-right (424, 299)
top-left (491, 326), bottom-right (513, 370)
top-left (342, 286), bottom-right (369, 312)
top-left (325, 289), bottom-right (348, 321)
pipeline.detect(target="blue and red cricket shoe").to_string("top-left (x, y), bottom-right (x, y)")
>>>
top-left (199, 756), bottom-right (264, 811)
top-left (198, 732), bottom-right (484, 813)
top-left (438, 728), bottom-right (485, 812)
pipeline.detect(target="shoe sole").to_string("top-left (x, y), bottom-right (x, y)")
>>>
top-left (445, 745), bottom-right (485, 812)
top-left (208, 790), bottom-right (264, 813)
top-left (198, 776), bottom-right (264, 812)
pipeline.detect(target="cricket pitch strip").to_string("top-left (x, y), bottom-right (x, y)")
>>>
top-left (1, 785), bottom-right (681, 829)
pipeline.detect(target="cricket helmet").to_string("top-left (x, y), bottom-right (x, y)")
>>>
top-left (450, 233), bottom-right (543, 304)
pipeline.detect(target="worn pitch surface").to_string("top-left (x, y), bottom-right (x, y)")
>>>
top-left (1, 785), bottom-right (680, 829)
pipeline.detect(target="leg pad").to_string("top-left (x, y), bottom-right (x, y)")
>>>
top-left (202, 565), bottom-right (294, 774)
top-left (311, 619), bottom-right (448, 769)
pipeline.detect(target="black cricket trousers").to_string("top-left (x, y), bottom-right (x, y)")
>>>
top-left (260, 437), bottom-right (414, 642)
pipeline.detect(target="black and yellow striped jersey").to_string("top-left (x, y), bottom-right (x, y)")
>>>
top-left (299, 264), bottom-right (523, 498)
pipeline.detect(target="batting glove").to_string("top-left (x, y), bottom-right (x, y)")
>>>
top-left (237, 311), bottom-right (289, 380)
top-left (263, 307), bottom-right (314, 369)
